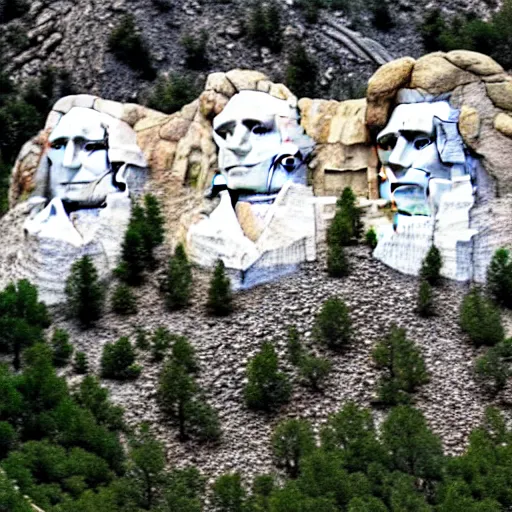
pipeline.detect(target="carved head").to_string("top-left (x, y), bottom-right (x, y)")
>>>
top-left (377, 94), bottom-right (469, 217)
top-left (212, 90), bottom-right (312, 199)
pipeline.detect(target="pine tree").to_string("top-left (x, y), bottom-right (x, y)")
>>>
top-left (313, 297), bottom-right (352, 350)
top-left (65, 255), bottom-right (105, 327)
top-left (336, 187), bottom-right (363, 243)
top-left (212, 473), bottom-right (247, 512)
top-left (73, 351), bottom-right (89, 374)
top-left (51, 328), bottom-right (73, 367)
top-left (111, 282), bottom-right (137, 315)
top-left (365, 227), bottom-right (378, 250)
top-left (244, 341), bottom-right (291, 411)
top-left (298, 354), bottom-right (332, 391)
top-left (372, 325), bottom-right (429, 405)
top-left (165, 243), bottom-right (193, 310)
top-left (287, 325), bottom-right (303, 366)
top-left (150, 326), bottom-right (173, 362)
top-left (271, 418), bottom-right (315, 478)
top-left (327, 243), bottom-right (349, 277)
top-left (460, 287), bottom-right (504, 347)
top-left (207, 259), bottom-right (233, 316)
top-left (420, 245), bottom-right (443, 286)
top-left (101, 336), bottom-right (141, 380)
top-left (486, 247), bottom-right (512, 308)
top-left (417, 279), bottom-right (434, 317)
top-left (286, 44), bottom-right (317, 98)
top-left (163, 467), bottom-right (205, 512)
top-left (143, 193), bottom-right (165, 264)
top-left (475, 338), bottom-right (512, 394)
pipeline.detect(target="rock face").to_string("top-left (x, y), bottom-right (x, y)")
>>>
top-left (366, 51), bottom-right (512, 283)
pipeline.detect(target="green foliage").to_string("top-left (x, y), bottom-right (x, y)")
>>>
top-left (65, 256), bottom-right (105, 328)
top-left (111, 283), bottom-right (137, 315)
top-left (207, 259), bottom-right (233, 316)
top-left (165, 243), bottom-right (193, 310)
top-left (212, 472), bottom-right (247, 512)
top-left (365, 227), bottom-right (378, 250)
top-left (417, 280), bottom-right (434, 318)
top-left (327, 243), bottom-right (349, 278)
top-left (150, 326), bottom-right (173, 362)
top-left (158, 348), bottom-right (220, 442)
top-left (475, 338), bottom-right (512, 394)
top-left (460, 287), bottom-right (504, 347)
top-left (0, 420), bottom-right (17, 459)
top-left (108, 14), bottom-right (155, 79)
top-left (163, 467), bottom-right (205, 512)
top-left (328, 187), bottom-right (363, 251)
top-left (286, 44), bottom-right (317, 98)
top-left (100, 337), bottom-right (141, 380)
top-left (420, 245), bottom-right (442, 286)
top-left (272, 418), bottom-right (315, 478)
top-left (246, 1), bottom-right (283, 52)
top-left (73, 351), bottom-right (89, 375)
top-left (287, 325), bottom-right (303, 366)
top-left (298, 354), bottom-right (332, 391)
top-left (135, 327), bottom-right (150, 351)
top-left (51, 328), bottom-right (73, 367)
top-left (372, 325), bottom-right (429, 405)
top-left (313, 297), bottom-right (352, 350)
top-left (143, 193), bottom-right (165, 259)
top-left (0, 469), bottom-right (33, 512)
top-left (182, 30), bottom-right (208, 70)
top-left (0, 279), bottom-right (50, 369)
top-left (382, 405), bottom-right (444, 480)
top-left (244, 341), bottom-right (291, 411)
top-left (297, 0), bottom-right (324, 24)
top-left (128, 423), bottom-right (166, 509)
top-left (486, 247), bottom-right (512, 308)
top-left (146, 73), bottom-right (200, 115)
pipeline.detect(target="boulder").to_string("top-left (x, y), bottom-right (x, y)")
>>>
top-left (494, 112), bottom-right (512, 138)
top-left (486, 81), bottom-right (512, 111)
top-left (446, 50), bottom-right (503, 76)
top-left (458, 105), bottom-right (480, 142)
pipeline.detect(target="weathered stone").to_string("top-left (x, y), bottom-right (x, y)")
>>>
top-left (53, 94), bottom-right (95, 114)
top-left (269, 83), bottom-right (294, 101)
top-left (328, 99), bottom-right (369, 145)
top-left (365, 99), bottom-right (392, 129)
top-left (152, 140), bottom-right (178, 179)
top-left (256, 80), bottom-right (272, 94)
top-left (225, 69), bottom-right (268, 92)
top-left (367, 57), bottom-right (415, 101)
top-left (494, 113), bottom-right (512, 138)
top-left (44, 110), bottom-right (62, 130)
top-left (299, 98), bottom-right (339, 144)
top-left (133, 113), bottom-right (167, 133)
top-left (486, 81), bottom-right (512, 110)
top-left (446, 50), bottom-right (503, 76)
top-left (121, 103), bottom-right (147, 126)
top-left (458, 105), bottom-right (480, 142)
top-left (205, 72), bottom-right (237, 97)
top-left (235, 201), bottom-right (263, 242)
top-left (159, 115), bottom-right (191, 142)
top-left (410, 54), bottom-right (477, 95)
top-left (94, 97), bottom-right (125, 119)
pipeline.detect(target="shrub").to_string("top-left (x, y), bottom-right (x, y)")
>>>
top-left (244, 341), bottom-right (291, 411)
top-left (417, 280), bottom-right (434, 318)
top-left (207, 260), bottom-right (233, 316)
top-left (143, 193), bottom-right (165, 263)
top-left (286, 44), bottom-right (316, 98)
top-left (372, 325), bottom-right (429, 405)
top-left (135, 327), bottom-right (150, 351)
top-left (328, 187), bottom-right (363, 248)
top-left (365, 227), bottom-right (378, 250)
top-left (73, 351), bottom-right (89, 374)
top-left (111, 283), bottom-right (137, 315)
top-left (51, 328), bottom-right (73, 367)
top-left (108, 14), bottom-right (155, 79)
top-left (486, 248), bottom-right (512, 308)
top-left (150, 327), bottom-right (173, 362)
top-left (246, 1), bottom-right (282, 52)
top-left (313, 297), bottom-right (352, 350)
top-left (212, 473), bottom-right (247, 512)
top-left (287, 325), bottom-right (303, 366)
top-left (65, 256), bottom-right (105, 327)
top-left (298, 354), bottom-right (332, 391)
top-left (182, 30), bottom-right (208, 70)
top-left (271, 418), bottom-right (315, 478)
top-left (460, 287), bottom-right (504, 347)
top-left (475, 338), bottom-right (512, 394)
top-left (327, 243), bottom-right (349, 278)
top-left (0, 279), bottom-right (50, 369)
top-left (420, 245), bottom-right (442, 286)
top-left (165, 243), bottom-right (192, 310)
top-left (101, 337), bottom-right (141, 380)
top-left (171, 335), bottom-right (199, 374)
top-left (146, 73), bottom-right (199, 115)
top-left (163, 467), bottom-right (206, 511)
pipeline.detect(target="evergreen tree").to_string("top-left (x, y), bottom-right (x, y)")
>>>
top-left (135, 327), bottom-right (150, 351)
top-left (286, 44), bottom-right (317, 98)
top-left (171, 335), bottom-right (199, 373)
top-left (460, 287), bottom-right (504, 347)
top-left (287, 325), bottom-right (303, 366)
top-left (207, 259), bottom-right (233, 316)
top-left (327, 243), bottom-right (349, 278)
top-left (313, 297), bottom-right (352, 350)
top-left (298, 354), bottom-right (332, 391)
top-left (372, 325), bottom-right (429, 405)
top-left (212, 473), bottom-right (247, 512)
top-left (165, 243), bottom-right (193, 310)
top-left (271, 418), bottom-right (315, 478)
top-left (417, 280), bottom-right (434, 318)
top-left (0, 279), bottom-right (50, 369)
top-left (265, 1), bottom-right (283, 52)
top-left (150, 326), bottom-right (173, 362)
top-left (475, 338), bottom-right (512, 394)
top-left (163, 467), bottom-right (205, 512)
top-left (336, 187), bottom-right (364, 243)
top-left (244, 341), bottom-right (291, 411)
top-left (111, 283), bottom-right (137, 315)
top-left (51, 328), bottom-right (73, 367)
top-left (486, 247), bottom-right (512, 308)
top-left (365, 227), bottom-right (378, 250)
top-left (246, 1), bottom-right (282, 53)
top-left (73, 351), bottom-right (89, 374)
top-left (101, 337), bottom-right (141, 380)
top-left (420, 245), bottom-right (443, 286)
top-left (65, 255), bottom-right (105, 327)
top-left (143, 193), bottom-right (165, 260)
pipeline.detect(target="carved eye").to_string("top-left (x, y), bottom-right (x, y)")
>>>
top-left (84, 141), bottom-right (107, 151)
top-left (252, 125), bottom-right (270, 135)
top-left (215, 128), bottom-right (228, 140)
top-left (50, 139), bottom-right (66, 150)
top-left (414, 137), bottom-right (433, 150)
top-left (378, 135), bottom-right (397, 151)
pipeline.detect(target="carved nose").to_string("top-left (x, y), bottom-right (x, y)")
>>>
top-left (63, 140), bottom-right (80, 168)
top-left (388, 136), bottom-right (411, 170)
top-left (226, 124), bottom-right (251, 156)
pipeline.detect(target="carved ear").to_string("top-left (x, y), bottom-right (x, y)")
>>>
top-left (434, 117), bottom-right (466, 165)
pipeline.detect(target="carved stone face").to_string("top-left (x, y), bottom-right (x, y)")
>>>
top-left (377, 101), bottom-right (467, 216)
top-left (212, 91), bottom-right (308, 196)
top-left (47, 107), bottom-right (117, 205)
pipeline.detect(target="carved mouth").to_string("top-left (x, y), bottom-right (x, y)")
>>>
top-left (224, 163), bottom-right (258, 173)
